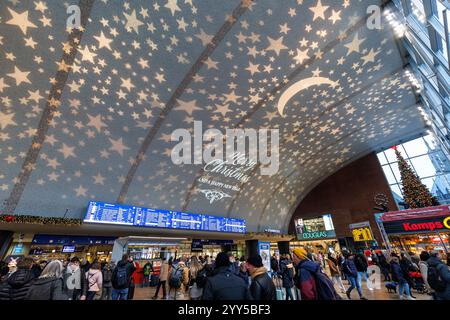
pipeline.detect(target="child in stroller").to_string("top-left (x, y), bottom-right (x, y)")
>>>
top-left (408, 271), bottom-right (427, 294)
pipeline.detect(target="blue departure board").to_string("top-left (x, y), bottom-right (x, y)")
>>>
top-left (84, 201), bottom-right (246, 233)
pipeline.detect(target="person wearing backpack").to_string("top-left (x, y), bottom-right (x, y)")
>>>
top-left (101, 262), bottom-right (113, 300)
top-left (152, 257), bottom-right (169, 300)
top-left (427, 251), bottom-right (450, 300)
top-left (342, 252), bottom-right (367, 300)
top-left (246, 255), bottom-right (276, 300)
top-left (202, 252), bottom-right (251, 300)
top-left (390, 254), bottom-right (415, 300)
top-left (142, 261), bottom-right (153, 288)
top-left (292, 248), bottom-right (341, 300)
top-left (169, 260), bottom-right (189, 300)
top-left (111, 254), bottom-right (136, 300)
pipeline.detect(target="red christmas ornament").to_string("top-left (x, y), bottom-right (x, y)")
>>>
top-left (390, 145), bottom-right (398, 150)
top-left (3, 215), bottom-right (14, 222)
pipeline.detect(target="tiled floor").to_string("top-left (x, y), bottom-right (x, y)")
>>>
top-left (132, 280), bottom-right (432, 300)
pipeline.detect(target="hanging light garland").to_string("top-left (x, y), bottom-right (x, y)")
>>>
top-left (0, 214), bottom-right (83, 226)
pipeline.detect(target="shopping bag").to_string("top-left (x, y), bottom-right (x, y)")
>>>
top-left (273, 275), bottom-right (286, 301)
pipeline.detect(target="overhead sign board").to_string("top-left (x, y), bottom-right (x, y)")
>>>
top-left (84, 201), bottom-right (246, 234)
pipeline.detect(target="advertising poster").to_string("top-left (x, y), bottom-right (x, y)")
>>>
top-left (258, 241), bottom-right (271, 272)
top-left (294, 214), bottom-right (336, 240)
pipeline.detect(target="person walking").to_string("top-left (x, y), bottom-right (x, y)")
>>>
top-left (327, 253), bottom-right (346, 294)
top-left (111, 254), bottom-right (136, 300)
top-left (291, 248), bottom-right (319, 300)
top-left (202, 252), bottom-right (250, 300)
top-left (376, 251), bottom-right (391, 282)
top-left (152, 257), bottom-right (169, 300)
top-left (390, 253), bottom-right (415, 300)
top-left (354, 251), bottom-right (372, 290)
top-left (426, 251), bottom-right (450, 300)
top-left (342, 252), bottom-right (366, 300)
top-left (169, 260), bottom-right (189, 300)
top-left (63, 257), bottom-right (87, 300)
top-left (246, 255), bottom-right (276, 300)
top-left (399, 252), bottom-right (417, 298)
top-left (85, 262), bottom-right (102, 300)
top-left (418, 251), bottom-right (433, 296)
top-left (101, 262), bottom-right (113, 300)
top-left (26, 260), bottom-right (68, 300)
top-left (0, 257), bottom-right (35, 300)
top-left (279, 253), bottom-right (296, 300)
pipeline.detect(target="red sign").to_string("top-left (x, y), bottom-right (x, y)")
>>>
top-left (379, 205), bottom-right (450, 222)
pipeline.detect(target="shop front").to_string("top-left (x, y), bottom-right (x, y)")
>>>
top-left (376, 204), bottom-right (450, 256)
top-left (26, 234), bottom-right (116, 262)
top-left (291, 214), bottom-right (341, 255)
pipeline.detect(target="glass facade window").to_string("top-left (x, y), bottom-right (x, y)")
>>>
top-left (377, 135), bottom-right (450, 208)
top-left (393, 0), bottom-right (450, 160)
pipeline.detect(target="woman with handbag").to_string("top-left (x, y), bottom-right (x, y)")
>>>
top-left (86, 262), bottom-right (103, 300)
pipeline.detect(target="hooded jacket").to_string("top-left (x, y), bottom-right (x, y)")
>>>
top-left (0, 269), bottom-right (35, 300)
top-left (427, 256), bottom-right (450, 300)
top-left (201, 266), bottom-right (251, 300)
top-left (26, 277), bottom-right (68, 300)
top-left (249, 267), bottom-right (276, 300)
top-left (295, 259), bottom-right (320, 300)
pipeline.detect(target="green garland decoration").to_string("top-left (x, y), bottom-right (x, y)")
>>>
top-left (0, 214), bottom-right (82, 226)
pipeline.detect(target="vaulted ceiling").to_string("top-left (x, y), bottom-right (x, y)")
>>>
top-left (0, 0), bottom-right (425, 233)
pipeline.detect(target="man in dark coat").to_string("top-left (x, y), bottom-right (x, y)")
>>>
top-left (427, 251), bottom-right (450, 300)
top-left (246, 255), bottom-right (275, 300)
top-left (0, 257), bottom-right (35, 300)
top-left (279, 254), bottom-right (295, 300)
top-left (202, 252), bottom-right (250, 300)
top-left (390, 254), bottom-right (414, 300)
top-left (111, 254), bottom-right (136, 300)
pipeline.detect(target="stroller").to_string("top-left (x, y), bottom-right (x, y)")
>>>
top-left (408, 271), bottom-right (427, 294)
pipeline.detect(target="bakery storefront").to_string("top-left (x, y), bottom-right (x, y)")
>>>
top-left (376, 205), bottom-right (450, 255)
top-left (290, 214), bottom-right (341, 255)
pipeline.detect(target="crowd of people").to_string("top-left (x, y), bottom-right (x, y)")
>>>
top-left (0, 247), bottom-right (449, 301)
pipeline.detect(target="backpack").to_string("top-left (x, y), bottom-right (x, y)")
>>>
top-left (169, 266), bottom-right (183, 289)
top-left (311, 269), bottom-right (342, 300)
top-left (195, 268), bottom-right (208, 289)
top-left (143, 264), bottom-right (152, 276)
top-left (427, 265), bottom-right (446, 292)
top-left (115, 265), bottom-right (128, 288)
top-left (103, 269), bottom-right (112, 283)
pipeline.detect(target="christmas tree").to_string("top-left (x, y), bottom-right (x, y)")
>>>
top-left (394, 147), bottom-right (439, 208)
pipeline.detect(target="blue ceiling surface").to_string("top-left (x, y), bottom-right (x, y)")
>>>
top-left (0, 0), bottom-right (424, 233)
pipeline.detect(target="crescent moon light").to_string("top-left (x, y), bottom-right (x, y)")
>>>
top-left (277, 76), bottom-right (339, 116)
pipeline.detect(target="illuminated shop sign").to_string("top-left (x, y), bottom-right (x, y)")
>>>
top-left (294, 214), bottom-right (336, 241)
top-left (349, 221), bottom-right (374, 242)
top-left (383, 215), bottom-right (450, 234)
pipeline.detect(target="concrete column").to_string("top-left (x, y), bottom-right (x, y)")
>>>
top-left (277, 241), bottom-right (290, 255)
top-left (245, 240), bottom-right (258, 258)
top-left (0, 231), bottom-right (13, 261)
top-left (111, 238), bottom-right (128, 263)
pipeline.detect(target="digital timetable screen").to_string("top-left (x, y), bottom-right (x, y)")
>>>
top-left (84, 201), bottom-right (246, 233)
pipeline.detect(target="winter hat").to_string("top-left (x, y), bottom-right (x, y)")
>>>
top-left (215, 252), bottom-right (231, 268)
top-left (246, 255), bottom-right (263, 268)
top-left (293, 247), bottom-right (308, 260)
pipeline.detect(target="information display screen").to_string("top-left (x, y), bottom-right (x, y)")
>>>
top-left (84, 201), bottom-right (246, 233)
